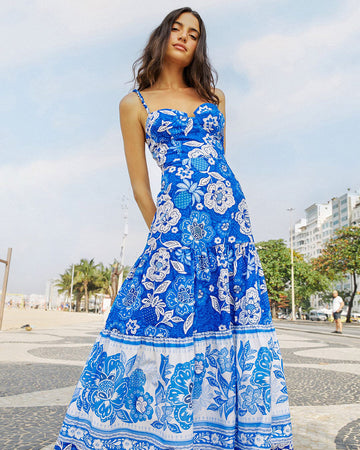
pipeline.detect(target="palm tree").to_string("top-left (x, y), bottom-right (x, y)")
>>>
top-left (97, 262), bottom-right (112, 297)
top-left (56, 259), bottom-right (132, 313)
top-left (56, 266), bottom-right (79, 310)
top-left (56, 265), bottom-right (85, 312)
top-left (107, 260), bottom-right (131, 306)
top-left (56, 267), bottom-right (72, 299)
top-left (76, 258), bottom-right (99, 313)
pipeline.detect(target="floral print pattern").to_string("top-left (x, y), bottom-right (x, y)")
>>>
top-left (152, 199), bottom-right (181, 234)
top-left (56, 338), bottom-right (292, 450)
top-left (145, 247), bottom-right (171, 282)
top-left (204, 180), bottom-right (235, 214)
top-left (55, 89), bottom-right (293, 450)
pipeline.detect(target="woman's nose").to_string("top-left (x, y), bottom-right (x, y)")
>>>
top-left (178, 31), bottom-right (187, 41)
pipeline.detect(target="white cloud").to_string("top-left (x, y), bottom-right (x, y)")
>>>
top-left (0, 0), bottom-right (147, 69)
top-left (0, 126), bottom-right (161, 293)
top-left (0, 0), bottom-right (282, 70)
top-left (231, 1), bottom-right (360, 138)
top-left (0, 128), bottom-right (126, 196)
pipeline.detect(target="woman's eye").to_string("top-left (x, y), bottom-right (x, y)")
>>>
top-left (190, 35), bottom-right (197, 40)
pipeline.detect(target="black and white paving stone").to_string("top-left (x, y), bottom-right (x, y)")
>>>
top-left (0, 320), bottom-right (359, 450)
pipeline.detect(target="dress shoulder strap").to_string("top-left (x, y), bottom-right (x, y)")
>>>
top-left (132, 88), bottom-right (150, 114)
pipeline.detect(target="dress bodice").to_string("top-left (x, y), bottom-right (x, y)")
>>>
top-left (131, 88), bottom-right (253, 248)
top-left (133, 89), bottom-right (225, 172)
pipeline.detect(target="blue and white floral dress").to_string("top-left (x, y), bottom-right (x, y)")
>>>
top-left (55, 89), bottom-right (293, 450)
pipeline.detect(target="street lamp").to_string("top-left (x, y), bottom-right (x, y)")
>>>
top-left (287, 208), bottom-right (296, 320)
top-left (69, 263), bottom-right (75, 312)
top-left (0, 248), bottom-right (12, 330)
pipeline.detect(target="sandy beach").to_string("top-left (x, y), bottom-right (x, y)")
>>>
top-left (0, 308), bottom-right (105, 331)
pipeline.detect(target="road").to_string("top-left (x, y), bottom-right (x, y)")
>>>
top-left (275, 318), bottom-right (360, 339)
top-left (0, 318), bottom-right (359, 449)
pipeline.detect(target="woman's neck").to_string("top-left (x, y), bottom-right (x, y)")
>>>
top-left (150, 61), bottom-right (189, 91)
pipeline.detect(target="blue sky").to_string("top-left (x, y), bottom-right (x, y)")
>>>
top-left (1, 0), bottom-right (359, 294)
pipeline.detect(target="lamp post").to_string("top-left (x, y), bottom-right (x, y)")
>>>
top-left (287, 208), bottom-right (296, 320)
top-left (69, 263), bottom-right (75, 312)
top-left (0, 248), bottom-right (12, 331)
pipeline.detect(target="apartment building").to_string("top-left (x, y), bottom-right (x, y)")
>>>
top-left (292, 202), bottom-right (332, 260)
top-left (332, 192), bottom-right (360, 231)
top-left (292, 191), bottom-right (360, 261)
top-left (291, 190), bottom-right (360, 312)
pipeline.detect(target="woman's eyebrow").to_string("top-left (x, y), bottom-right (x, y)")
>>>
top-left (173, 20), bottom-right (200, 34)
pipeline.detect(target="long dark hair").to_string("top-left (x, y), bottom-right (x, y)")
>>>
top-left (131, 7), bottom-right (219, 105)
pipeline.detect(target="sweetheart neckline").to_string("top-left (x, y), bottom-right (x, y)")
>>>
top-left (145, 103), bottom-right (224, 127)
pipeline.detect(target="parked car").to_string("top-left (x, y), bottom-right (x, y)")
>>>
top-left (309, 310), bottom-right (328, 321)
top-left (350, 313), bottom-right (360, 323)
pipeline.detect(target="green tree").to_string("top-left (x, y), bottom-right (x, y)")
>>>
top-left (95, 261), bottom-right (131, 309)
top-left (256, 240), bottom-right (291, 315)
top-left (75, 258), bottom-right (100, 313)
top-left (256, 239), bottom-right (331, 315)
top-left (56, 258), bottom-right (132, 313)
top-left (56, 265), bottom-right (83, 311)
top-left (314, 226), bottom-right (360, 323)
top-left (55, 267), bottom-right (72, 299)
top-left (97, 262), bottom-right (112, 297)
top-left (294, 254), bottom-right (330, 309)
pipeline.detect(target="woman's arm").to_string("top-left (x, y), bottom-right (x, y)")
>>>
top-left (215, 87), bottom-right (226, 154)
top-left (119, 93), bottom-right (156, 230)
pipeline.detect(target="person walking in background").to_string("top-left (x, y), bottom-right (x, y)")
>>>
top-left (332, 290), bottom-right (344, 334)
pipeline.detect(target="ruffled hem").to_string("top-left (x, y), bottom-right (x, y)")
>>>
top-left (54, 325), bottom-right (292, 450)
top-left (55, 435), bottom-right (293, 450)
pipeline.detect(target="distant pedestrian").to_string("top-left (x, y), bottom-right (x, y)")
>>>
top-left (331, 290), bottom-right (344, 334)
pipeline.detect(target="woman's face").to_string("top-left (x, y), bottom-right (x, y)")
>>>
top-left (165, 12), bottom-right (200, 67)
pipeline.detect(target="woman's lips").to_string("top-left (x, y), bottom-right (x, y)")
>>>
top-left (173, 44), bottom-right (187, 52)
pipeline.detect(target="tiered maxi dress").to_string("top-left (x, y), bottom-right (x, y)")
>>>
top-left (54, 88), bottom-right (293, 450)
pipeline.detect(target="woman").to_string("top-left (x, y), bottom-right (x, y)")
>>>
top-left (55, 7), bottom-right (293, 450)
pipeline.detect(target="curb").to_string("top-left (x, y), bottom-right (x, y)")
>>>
top-left (275, 325), bottom-right (360, 340)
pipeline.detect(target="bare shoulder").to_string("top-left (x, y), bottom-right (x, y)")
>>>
top-left (213, 87), bottom-right (226, 120)
top-left (119, 91), bottom-right (141, 115)
top-left (214, 87), bottom-right (225, 102)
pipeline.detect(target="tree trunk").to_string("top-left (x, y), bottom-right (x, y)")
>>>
top-left (110, 264), bottom-right (120, 307)
top-left (346, 271), bottom-right (357, 323)
top-left (271, 300), bottom-right (276, 319)
top-left (75, 293), bottom-right (81, 312)
top-left (85, 282), bottom-right (89, 313)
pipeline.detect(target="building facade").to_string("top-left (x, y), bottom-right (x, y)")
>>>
top-left (291, 190), bottom-right (360, 313)
top-left (292, 202), bottom-right (332, 260)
